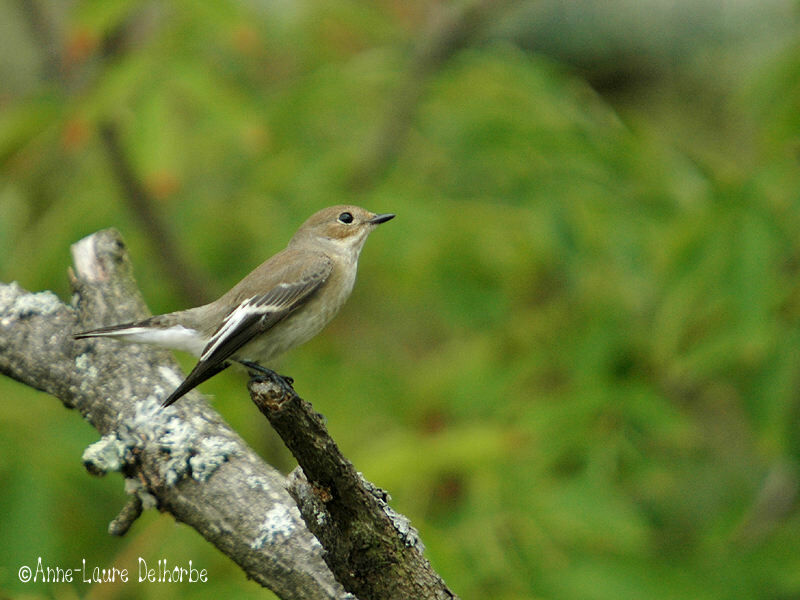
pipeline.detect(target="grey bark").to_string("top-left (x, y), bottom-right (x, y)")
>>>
top-left (249, 378), bottom-right (458, 600)
top-left (0, 229), bottom-right (350, 600)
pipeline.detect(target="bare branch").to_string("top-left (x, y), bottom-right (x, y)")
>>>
top-left (249, 376), bottom-right (458, 600)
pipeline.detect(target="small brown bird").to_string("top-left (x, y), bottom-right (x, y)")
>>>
top-left (75, 205), bottom-right (394, 407)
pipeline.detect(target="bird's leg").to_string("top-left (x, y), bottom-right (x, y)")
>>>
top-left (237, 360), bottom-right (294, 384)
top-left (237, 360), bottom-right (295, 395)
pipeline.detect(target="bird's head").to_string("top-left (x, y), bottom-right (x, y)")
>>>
top-left (290, 205), bottom-right (395, 256)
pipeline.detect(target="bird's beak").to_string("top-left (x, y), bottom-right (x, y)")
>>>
top-left (369, 213), bottom-right (395, 225)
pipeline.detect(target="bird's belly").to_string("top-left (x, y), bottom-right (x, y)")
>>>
top-left (234, 269), bottom-right (355, 365)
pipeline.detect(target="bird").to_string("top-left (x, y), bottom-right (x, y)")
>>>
top-left (74, 205), bottom-right (395, 408)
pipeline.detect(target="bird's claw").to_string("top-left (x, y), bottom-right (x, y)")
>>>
top-left (238, 360), bottom-right (295, 396)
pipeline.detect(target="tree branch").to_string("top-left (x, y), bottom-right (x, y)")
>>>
top-left (0, 229), bottom-right (348, 600)
top-left (249, 377), bottom-right (458, 600)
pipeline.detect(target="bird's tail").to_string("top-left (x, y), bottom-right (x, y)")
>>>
top-left (74, 322), bottom-right (142, 340)
top-left (74, 318), bottom-right (205, 356)
top-left (161, 361), bottom-right (230, 408)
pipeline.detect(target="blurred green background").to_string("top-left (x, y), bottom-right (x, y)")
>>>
top-left (3, 1), bottom-right (800, 598)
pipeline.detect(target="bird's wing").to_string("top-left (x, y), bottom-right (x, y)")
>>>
top-left (161, 256), bottom-right (333, 407)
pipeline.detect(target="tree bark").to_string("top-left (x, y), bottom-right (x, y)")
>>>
top-left (249, 377), bottom-right (458, 600)
top-left (0, 228), bottom-right (458, 600)
top-left (0, 229), bottom-right (348, 600)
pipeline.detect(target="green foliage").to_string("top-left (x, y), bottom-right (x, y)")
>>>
top-left (2, 1), bottom-right (800, 599)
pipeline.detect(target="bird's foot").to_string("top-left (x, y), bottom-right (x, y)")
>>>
top-left (238, 360), bottom-right (295, 395)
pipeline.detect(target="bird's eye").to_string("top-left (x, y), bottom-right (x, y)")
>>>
top-left (337, 212), bottom-right (354, 224)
